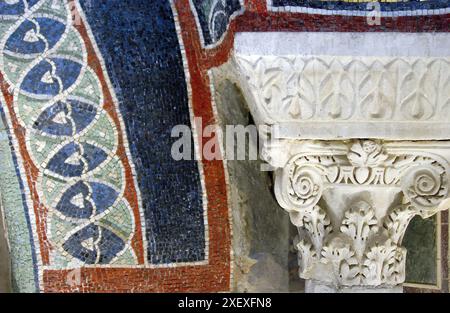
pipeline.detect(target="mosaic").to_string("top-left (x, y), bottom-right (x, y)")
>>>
top-left (0, 0), bottom-right (230, 292)
top-left (191, 0), bottom-right (243, 46)
top-left (269, 0), bottom-right (450, 15)
top-left (0, 0), bottom-right (448, 292)
top-left (79, 0), bottom-right (206, 265)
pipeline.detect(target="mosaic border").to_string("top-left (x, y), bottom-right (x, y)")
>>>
top-left (41, 0), bottom-right (232, 292)
top-left (0, 0), bottom-right (148, 272)
top-left (74, 0), bottom-right (211, 269)
top-left (267, 0), bottom-right (450, 16)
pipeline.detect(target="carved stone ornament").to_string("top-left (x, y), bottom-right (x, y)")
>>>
top-left (228, 32), bottom-right (450, 292)
top-left (274, 139), bottom-right (450, 289)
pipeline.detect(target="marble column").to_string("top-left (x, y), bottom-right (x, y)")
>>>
top-left (228, 32), bottom-right (450, 292)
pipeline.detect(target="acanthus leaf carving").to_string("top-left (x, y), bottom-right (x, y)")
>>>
top-left (340, 201), bottom-right (378, 260)
top-left (301, 205), bottom-right (332, 254)
top-left (384, 205), bottom-right (417, 245)
top-left (295, 238), bottom-right (317, 276)
top-left (363, 241), bottom-right (406, 286)
top-left (321, 244), bottom-right (361, 286)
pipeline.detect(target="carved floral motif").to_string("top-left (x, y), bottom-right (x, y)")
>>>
top-left (235, 56), bottom-right (450, 123)
top-left (340, 201), bottom-right (378, 260)
top-left (296, 201), bottom-right (410, 286)
top-left (347, 140), bottom-right (391, 168)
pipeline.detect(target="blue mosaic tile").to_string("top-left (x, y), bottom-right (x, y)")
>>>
top-left (63, 224), bottom-right (126, 264)
top-left (21, 58), bottom-right (82, 96)
top-left (5, 17), bottom-right (66, 55)
top-left (0, 0), bottom-right (40, 16)
top-left (47, 142), bottom-right (108, 177)
top-left (34, 100), bottom-right (98, 137)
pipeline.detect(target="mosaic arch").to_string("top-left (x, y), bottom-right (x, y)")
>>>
top-left (0, 0), bottom-right (230, 292)
top-left (0, 0), bottom-right (448, 292)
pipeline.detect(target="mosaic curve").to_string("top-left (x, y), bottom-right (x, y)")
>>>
top-left (191, 0), bottom-right (243, 46)
top-left (0, 0), bottom-right (142, 269)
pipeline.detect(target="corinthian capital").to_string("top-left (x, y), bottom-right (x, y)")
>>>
top-left (273, 139), bottom-right (450, 290)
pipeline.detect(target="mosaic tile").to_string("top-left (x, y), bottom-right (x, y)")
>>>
top-left (269, 0), bottom-right (450, 15)
top-left (191, 0), bottom-right (243, 46)
top-left (0, 0), bottom-right (448, 293)
top-left (78, 0), bottom-right (206, 264)
top-left (1, 0), bottom-right (142, 280)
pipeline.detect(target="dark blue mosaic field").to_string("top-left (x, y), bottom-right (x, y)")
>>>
top-left (79, 0), bottom-right (205, 264)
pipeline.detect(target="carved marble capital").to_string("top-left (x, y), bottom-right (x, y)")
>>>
top-left (273, 140), bottom-right (450, 289)
top-left (228, 32), bottom-right (450, 292)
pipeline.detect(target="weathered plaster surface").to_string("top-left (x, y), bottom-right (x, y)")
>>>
top-left (212, 78), bottom-right (290, 292)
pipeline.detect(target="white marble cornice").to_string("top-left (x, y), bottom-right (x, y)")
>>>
top-left (233, 32), bottom-right (450, 140)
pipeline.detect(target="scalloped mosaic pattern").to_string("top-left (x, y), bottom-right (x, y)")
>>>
top-left (0, 0), bottom-right (208, 279)
top-left (0, 0), bottom-right (138, 269)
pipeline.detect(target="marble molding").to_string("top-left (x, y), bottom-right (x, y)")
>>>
top-left (231, 32), bottom-right (450, 292)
